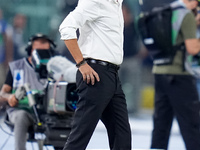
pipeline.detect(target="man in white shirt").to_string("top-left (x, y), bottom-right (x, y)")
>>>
top-left (59, 0), bottom-right (132, 150)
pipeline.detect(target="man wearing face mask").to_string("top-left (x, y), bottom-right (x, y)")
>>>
top-left (0, 33), bottom-right (56, 150)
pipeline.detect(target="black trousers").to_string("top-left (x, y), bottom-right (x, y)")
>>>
top-left (151, 74), bottom-right (200, 150)
top-left (63, 62), bottom-right (132, 150)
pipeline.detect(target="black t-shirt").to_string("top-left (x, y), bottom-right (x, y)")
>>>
top-left (5, 69), bottom-right (13, 87)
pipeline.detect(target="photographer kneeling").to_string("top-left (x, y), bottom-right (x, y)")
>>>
top-left (0, 33), bottom-right (58, 150)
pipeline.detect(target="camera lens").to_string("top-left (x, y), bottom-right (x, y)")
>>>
top-left (66, 83), bottom-right (78, 111)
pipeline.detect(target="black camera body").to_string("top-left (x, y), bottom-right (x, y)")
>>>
top-left (31, 49), bottom-right (78, 149)
top-left (31, 81), bottom-right (77, 149)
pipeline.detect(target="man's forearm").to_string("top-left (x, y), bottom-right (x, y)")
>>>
top-left (0, 91), bottom-right (11, 103)
top-left (64, 39), bottom-right (84, 64)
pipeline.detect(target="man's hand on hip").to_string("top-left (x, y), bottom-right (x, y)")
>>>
top-left (79, 63), bottom-right (100, 85)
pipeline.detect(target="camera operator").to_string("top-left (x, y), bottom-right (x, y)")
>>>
top-left (0, 33), bottom-right (57, 150)
top-left (150, 0), bottom-right (200, 150)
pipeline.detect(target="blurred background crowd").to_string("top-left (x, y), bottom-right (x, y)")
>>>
top-left (0, 0), bottom-right (174, 116)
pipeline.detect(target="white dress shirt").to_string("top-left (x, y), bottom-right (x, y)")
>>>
top-left (59, 0), bottom-right (124, 65)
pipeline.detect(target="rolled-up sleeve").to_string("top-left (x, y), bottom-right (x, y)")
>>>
top-left (59, 0), bottom-right (100, 40)
top-left (59, 15), bottom-right (78, 40)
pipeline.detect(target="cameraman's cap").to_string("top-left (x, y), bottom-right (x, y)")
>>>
top-left (31, 33), bottom-right (56, 47)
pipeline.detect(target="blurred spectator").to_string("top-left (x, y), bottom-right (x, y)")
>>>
top-left (60, 0), bottom-right (79, 15)
top-left (12, 13), bottom-right (27, 60)
top-left (150, 0), bottom-right (200, 149)
top-left (56, 0), bottom-right (78, 63)
top-left (193, 7), bottom-right (200, 99)
top-left (0, 8), bottom-right (13, 88)
top-left (123, 4), bottom-right (139, 57)
top-left (119, 2), bottom-right (141, 113)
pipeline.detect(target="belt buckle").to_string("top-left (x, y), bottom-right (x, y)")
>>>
top-left (99, 61), bottom-right (107, 66)
top-left (91, 59), bottom-right (96, 63)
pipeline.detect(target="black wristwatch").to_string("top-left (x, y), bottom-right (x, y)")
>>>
top-left (76, 58), bottom-right (87, 68)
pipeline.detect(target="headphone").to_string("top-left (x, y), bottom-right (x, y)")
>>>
top-left (25, 33), bottom-right (57, 56)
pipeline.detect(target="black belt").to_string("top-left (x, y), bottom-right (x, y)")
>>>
top-left (85, 58), bottom-right (120, 70)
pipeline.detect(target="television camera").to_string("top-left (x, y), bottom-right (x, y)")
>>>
top-left (13, 49), bottom-right (78, 150)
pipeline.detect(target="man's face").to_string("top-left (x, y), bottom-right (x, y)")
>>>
top-left (183, 0), bottom-right (198, 10)
top-left (31, 38), bottom-right (50, 55)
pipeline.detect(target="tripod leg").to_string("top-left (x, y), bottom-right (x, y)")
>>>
top-left (37, 139), bottom-right (44, 150)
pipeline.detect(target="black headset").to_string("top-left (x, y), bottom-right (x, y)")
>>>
top-left (25, 33), bottom-right (57, 56)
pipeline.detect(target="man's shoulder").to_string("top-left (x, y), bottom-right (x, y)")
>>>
top-left (10, 58), bottom-right (25, 63)
top-left (170, 1), bottom-right (190, 14)
top-left (181, 10), bottom-right (195, 27)
top-left (9, 58), bottom-right (26, 67)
